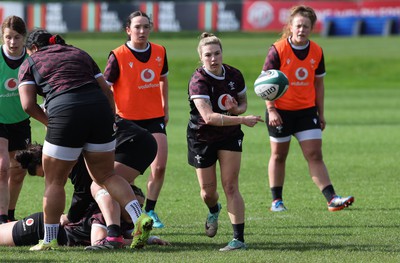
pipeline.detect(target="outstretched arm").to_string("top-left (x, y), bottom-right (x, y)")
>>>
top-left (194, 98), bottom-right (263, 127)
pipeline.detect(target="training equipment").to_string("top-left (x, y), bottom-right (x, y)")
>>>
top-left (328, 196), bottom-right (355, 211)
top-left (254, 69), bottom-right (289, 101)
top-left (270, 199), bottom-right (287, 212)
top-left (145, 210), bottom-right (165, 228)
top-left (219, 239), bottom-right (247, 252)
top-left (205, 203), bottom-right (222, 238)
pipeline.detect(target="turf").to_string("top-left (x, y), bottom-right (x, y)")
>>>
top-left (1, 33), bottom-right (399, 262)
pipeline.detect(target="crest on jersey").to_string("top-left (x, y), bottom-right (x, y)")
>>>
top-left (155, 56), bottom-right (162, 67)
top-left (228, 81), bottom-right (235, 90)
top-left (141, 69), bottom-right (155, 83)
top-left (4, 78), bottom-right (18, 91)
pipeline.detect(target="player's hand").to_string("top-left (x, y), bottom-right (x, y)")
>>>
top-left (319, 116), bottom-right (326, 131)
top-left (148, 236), bottom-right (171, 246)
top-left (268, 110), bottom-right (283, 127)
top-left (243, 115), bottom-right (264, 127)
top-left (225, 96), bottom-right (238, 112)
top-left (60, 214), bottom-right (70, 226)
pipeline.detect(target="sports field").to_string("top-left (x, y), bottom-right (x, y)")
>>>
top-left (1, 32), bottom-right (399, 262)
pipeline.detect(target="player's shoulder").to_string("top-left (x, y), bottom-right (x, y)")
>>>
top-left (309, 40), bottom-right (323, 51)
top-left (223, 64), bottom-right (244, 80)
top-left (191, 67), bottom-right (207, 80)
top-left (150, 42), bottom-right (166, 49)
top-left (149, 42), bottom-right (167, 55)
top-left (223, 63), bottom-right (241, 73)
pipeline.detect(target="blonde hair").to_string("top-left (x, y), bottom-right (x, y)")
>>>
top-left (280, 5), bottom-right (317, 40)
top-left (197, 32), bottom-right (222, 58)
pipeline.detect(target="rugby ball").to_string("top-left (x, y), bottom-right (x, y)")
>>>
top-left (254, 70), bottom-right (289, 101)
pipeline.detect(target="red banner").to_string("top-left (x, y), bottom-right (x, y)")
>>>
top-left (242, 0), bottom-right (400, 32)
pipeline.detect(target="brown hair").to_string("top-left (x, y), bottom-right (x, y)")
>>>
top-left (15, 143), bottom-right (43, 176)
top-left (125, 11), bottom-right (152, 40)
top-left (1, 15), bottom-right (27, 38)
top-left (280, 5), bottom-right (317, 40)
top-left (197, 32), bottom-right (222, 58)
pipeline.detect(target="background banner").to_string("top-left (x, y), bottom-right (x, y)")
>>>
top-left (0, 1), bottom-right (399, 34)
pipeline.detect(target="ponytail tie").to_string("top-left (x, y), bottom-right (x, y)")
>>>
top-left (49, 35), bottom-right (57, 45)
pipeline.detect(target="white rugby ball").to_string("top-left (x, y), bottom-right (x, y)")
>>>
top-left (254, 69), bottom-right (289, 101)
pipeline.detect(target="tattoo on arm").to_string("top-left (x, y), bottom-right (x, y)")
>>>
top-left (196, 98), bottom-right (212, 110)
top-left (237, 93), bottom-right (246, 105)
top-left (204, 99), bottom-right (212, 108)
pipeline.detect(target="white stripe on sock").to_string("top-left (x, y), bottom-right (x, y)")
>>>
top-left (125, 199), bottom-right (142, 223)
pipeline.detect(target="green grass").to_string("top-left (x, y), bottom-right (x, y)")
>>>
top-left (1, 33), bottom-right (400, 262)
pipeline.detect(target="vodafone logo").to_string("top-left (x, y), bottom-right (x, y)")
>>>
top-left (26, 217), bottom-right (35, 226)
top-left (5, 78), bottom-right (18, 91)
top-left (140, 69), bottom-right (155, 83)
top-left (295, 67), bottom-right (308, 81)
top-left (218, 94), bottom-right (232, 111)
top-left (247, 1), bottom-right (274, 28)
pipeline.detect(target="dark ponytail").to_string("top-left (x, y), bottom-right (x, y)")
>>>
top-left (26, 28), bottom-right (66, 50)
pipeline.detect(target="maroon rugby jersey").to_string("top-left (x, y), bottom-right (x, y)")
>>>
top-left (188, 64), bottom-right (246, 142)
top-left (18, 44), bottom-right (101, 98)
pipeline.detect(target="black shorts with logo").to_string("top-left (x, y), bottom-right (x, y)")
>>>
top-left (132, 117), bottom-right (167, 135)
top-left (187, 131), bottom-right (244, 169)
top-left (266, 106), bottom-right (321, 138)
top-left (12, 212), bottom-right (67, 246)
top-left (0, 118), bottom-right (31, 151)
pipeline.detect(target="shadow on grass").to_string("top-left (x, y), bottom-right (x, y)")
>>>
top-left (247, 241), bottom-right (400, 253)
top-left (1, 261), bottom-right (58, 263)
top-left (128, 240), bottom-right (400, 253)
top-left (2, 239), bottom-right (398, 257)
top-left (268, 224), bottom-right (400, 229)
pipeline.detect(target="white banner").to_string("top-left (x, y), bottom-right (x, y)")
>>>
top-left (0, 2), bottom-right (24, 21)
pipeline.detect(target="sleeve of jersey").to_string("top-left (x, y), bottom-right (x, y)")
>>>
top-left (262, 45), bottom-right (280, 72)
top-left (188, 71), bottom-right (210, 100)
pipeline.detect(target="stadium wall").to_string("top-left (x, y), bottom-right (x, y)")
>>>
top-left (0, 1), bottom-right (399, 36)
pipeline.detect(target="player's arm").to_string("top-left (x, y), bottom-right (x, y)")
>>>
top-left (314, 76), bottom-right (326, 130)
top-left (96, 75), bottom-right (116, 115)
top-left (19, 83), bottom-right (48, 126)
top-left (160, 75), bottom-right (169, 125)
top-left (194, 98), bottom-right (236, 126)
top-left (194, 98), bottom-right (261, 127)
top-left (262, 45), bottom-right (282, 126)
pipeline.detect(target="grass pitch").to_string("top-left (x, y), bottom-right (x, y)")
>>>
top-left (1, 33), bottom-right (399, 262)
